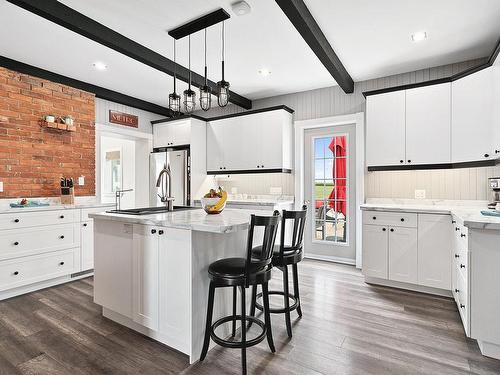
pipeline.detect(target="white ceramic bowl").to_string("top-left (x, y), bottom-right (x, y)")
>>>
top-left (200, 197), bottom-right (226, 214)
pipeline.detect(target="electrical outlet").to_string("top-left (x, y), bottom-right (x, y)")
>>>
top-left (78, 176), bottom-right (85, 186)
top-left (415, 189), bottom-right (426, 199)
top-left (0, 181), bottom-right (3, 192)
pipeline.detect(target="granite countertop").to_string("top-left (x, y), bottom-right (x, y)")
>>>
top-left (0, 202), bottom-right (114, 214)
top-left (194, 198), bottom-right (294, 207)
top-left (361, 199), bottom-right (500, 230)
top-left (89, 208), bottom-right (262, 233)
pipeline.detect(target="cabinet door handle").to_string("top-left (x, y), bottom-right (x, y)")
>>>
top-left (455, 227), bottom-right (460, 231)
top-left (400, 218), bottom-right (405, 222)
top-left (257, 165), bottom-right (260, 168)
top-left (495, 150), bottom-right (500, 154)
top-left (454, 254), bottom-right (459, 258)
top-left (83, 223), bottom-right (87, 227)
top-left (407, 160), bottom-right (412, 163)
top-left (59, 261), bottom-right (65, 266)
top-left (59, 235), bottom-right (65, 239)
top-left (14, 218), bottom-right (20, 223)
top-left (484, 153), bottom-right (490, 158)
top-left (372, 216), bottom-right (376, 220)
top-left (13, 241), bottom-right (19, 246)
top-left (13, 271), bottom-right (19, 276)
top-left (460, 264), bottom-right (465, 269)
top-left (460, 233), bottom-right (466, 238)
top-left (261, 165), bottom-right (264, 168)
top-left (151, 229), bottom-right (157, 234)
top-left (400, 160), bottom-right (404, 163)
top-left (455, 288), bottom-right (459, 293)
top-left (60, 215), bottom-right (65, 219)
top-left (158, 230), bottom-right (164, 235)
top-left (460, 304), bottom-right (465, 309)
top-left (390, 228), bottom-right (394, 232)
top-left (451, 220), bottom-right (456, 224)
top-left (382, 228), bottom-right (386, 231)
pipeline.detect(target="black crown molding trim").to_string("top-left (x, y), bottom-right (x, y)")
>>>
top-left (150, 105), bottom-right (295, 125)
top-left (168, 8), bottom-right (230, 40)
top-left (367, 159), bottom-right (499, 172)
top-left (207, 168), bottom-right (292, 175)
top-left (363, 37), bottom-right (500, 98)
top-left (275, 0), bottom-right (354, 94)
top-left (0, 55), bottom-right (175, 117)
top-left (6, 0), bottom-right (252, 110)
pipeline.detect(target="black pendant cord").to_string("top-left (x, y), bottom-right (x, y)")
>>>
top-left (188, 34), bottom-right (192, 91)
top-left (204, 28), bottom-right (208, 86)
top-left (173, 39), bottom-right (177, 93)
top-left (221, 21), bottom-right (225, 82)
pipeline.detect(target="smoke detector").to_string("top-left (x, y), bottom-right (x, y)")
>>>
top-left (231, 1), bottom-right (251, 16)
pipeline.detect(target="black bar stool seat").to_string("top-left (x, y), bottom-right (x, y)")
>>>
top-left (200, 212), bottom-right (281, 375)
top-left (252, 244), bottom-right (304, 266)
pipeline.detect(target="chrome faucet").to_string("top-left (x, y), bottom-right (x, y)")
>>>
top-left (156, 163), bottom-right (174, 211)
top-left (115, 188), bottom-right (133, 211)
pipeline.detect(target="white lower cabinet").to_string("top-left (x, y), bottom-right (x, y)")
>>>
top-left (417, 214), bottom-right (452, 289)
top-left (81, 220), bottom-right (94, 271)
top-left (132, 224), bottom-right (159, 330)
top-left (362, 224), bottom-right (388, 279)
top-left (388, 227), bottom-right (418, 283)
top-left (363, 211), bottom-right (450, 291)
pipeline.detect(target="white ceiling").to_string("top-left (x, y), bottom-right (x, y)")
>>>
top-left (1, 0), bottom-right (499, 110)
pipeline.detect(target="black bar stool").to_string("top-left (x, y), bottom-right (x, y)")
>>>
top-left (199, 211), bottom-right (281, 375)
top-left (250, 205), bottom-right (307, 337)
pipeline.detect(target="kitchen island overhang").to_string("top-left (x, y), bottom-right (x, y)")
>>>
top-left (89, 208), bottom-right (258, 364)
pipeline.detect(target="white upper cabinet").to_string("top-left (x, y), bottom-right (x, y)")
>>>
top-left (451, 67), bottom-right (494, 163)
top-left (153, 119), bottom-right (191, 148)
top-left (207, 108), bottom-right (293, 173)
top-left (492, 62), bottom-right (500, 157)
top-left (406, 83), bottom-right (451, 165)
top-left (366, 91), bottom-right (406, 167)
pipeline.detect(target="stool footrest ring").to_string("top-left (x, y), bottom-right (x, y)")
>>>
top-left (254, 291), bottom-right (299, 314)
top-left (210, 315), bottom-right (267, 348)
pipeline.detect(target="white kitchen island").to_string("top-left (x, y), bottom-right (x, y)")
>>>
top-left (90, 208), bottom-right (257, 364)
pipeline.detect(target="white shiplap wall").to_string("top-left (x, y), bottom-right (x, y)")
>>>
top-left (95, 98), bottom-right (164, 134)
top-left (198, 58), bottom-right (493, 199)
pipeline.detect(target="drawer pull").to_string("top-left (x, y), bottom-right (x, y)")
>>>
top-left (460, 304), bottom-right (465, 309)
top-left (455, 288), bottom-right (459, 293)
top-left (372, 216), bottom-right (376, 220)
top-left (151, 229), bottom-right (157, 234)
top-left (59, 261), bottom-right (65, 266)
top-left (400, 218), bottom-right (405, 222)
top-left (452, 220), bottom-right (456, 224)
top-left (59, 235), bottom-right (65, 239)
top-left (60, 215), bottom-right (65, 219)
top-left (455, 227), bottom-right (460, 231)
top-left (460, 264), bottom-right (465, 269)
top-left (13, 271), bottom-right (19, 276)
top-left (460, 233), bottom-right (466, 238)
top-left (382, 228), bottom-right (386, 232)
top-left (83, 223), bottom-right (87, 227)
top-left (158, 230), bottom-right (164, 235)
top-left (13, 241), bottom-right (19, 246)
top-left (390, 228), bottom-right (394, 232)
top-left (454, 254), bottom-right (459, 258)
top-left (14, 218), bottom-right (20, 223)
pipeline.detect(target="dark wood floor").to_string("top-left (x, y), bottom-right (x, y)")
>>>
top-left (0, 260), bottom-right (499, 374)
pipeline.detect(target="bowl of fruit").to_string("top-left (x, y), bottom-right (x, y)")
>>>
top-left (201, 187), bottom-right (227, 214)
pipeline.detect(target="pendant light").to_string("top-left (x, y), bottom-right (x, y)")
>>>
top-left (183, 34), bottom-right (196, 113)
top-left (168, 39), bottom-right (181, 115)
top-left (199, 28), bottom-right (211, 111)
top-left (217, 21), bottom-right (230, 107)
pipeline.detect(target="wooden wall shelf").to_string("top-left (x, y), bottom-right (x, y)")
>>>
top-left (41, 121), bottom-right (76, 132)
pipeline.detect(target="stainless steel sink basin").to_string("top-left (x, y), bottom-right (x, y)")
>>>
top-left (106, 206), bottom-right (198, 215)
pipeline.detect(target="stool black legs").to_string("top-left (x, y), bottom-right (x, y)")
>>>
top-left (292, 264), bottom-right (302, 317)
top-left (261, 283), bottom-right (275, 353)
top-left (282, 265), bottom-right (293, 337)
top-left (200, 281), bottom-right (215, 362)
top-left (232, 286), bottom-right (237, 337)
top-left (240, 286), bottom-right (246, 375)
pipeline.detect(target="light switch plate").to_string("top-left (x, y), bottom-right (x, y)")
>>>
top-left (415, 189), bottom-right (426, 199)
top-left (0, 181), bottom-right (3, 192)
top-left (78, 176), bottom-right (85, 186)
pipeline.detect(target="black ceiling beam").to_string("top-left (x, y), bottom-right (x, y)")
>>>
top-left (275, 0), bottom-right (354, 94)
top-left (0, 55), bottom-right (175, 117)
top-left (6, 0), bottom-right (252, 110)
top-left (169, 8), bottom-right (230, 40)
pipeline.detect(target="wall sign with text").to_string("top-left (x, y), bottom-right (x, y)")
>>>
top-left (109, 110), bottom-right (139, 128)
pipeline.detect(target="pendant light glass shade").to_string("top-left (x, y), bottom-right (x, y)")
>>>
top-left (183, 35), bottom-right (196, 113)
top-left (168, 40), bottom-right (181, 116)
top-left (217, 22), bottom-right (230, 107)
top-left (200, 28), bottom-right (211, 111)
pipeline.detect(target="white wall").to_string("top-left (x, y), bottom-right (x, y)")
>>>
top-left (95, 98), bottom-right (164, 134)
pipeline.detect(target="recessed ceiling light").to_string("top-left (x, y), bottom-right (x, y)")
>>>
top-left (231, 1), bottom-right (251, 16)
top-left (92, 62), bottom-right (108, 71)
top-left (411, 31), bottom-right (427, 42)
top-left (258, 68), bottom-right (271, 77)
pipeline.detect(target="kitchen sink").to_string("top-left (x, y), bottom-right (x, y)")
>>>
top-left (106, 206), bottom-right (198, 215)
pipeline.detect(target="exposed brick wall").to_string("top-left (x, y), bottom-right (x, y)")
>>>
top-left (0, 67), bottom-right (95, 198)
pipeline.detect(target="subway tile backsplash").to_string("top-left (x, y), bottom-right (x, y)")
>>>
top-left (365, 166), bottom-right (500, 201)
top-left (215, 173), bottom-right (294, 196)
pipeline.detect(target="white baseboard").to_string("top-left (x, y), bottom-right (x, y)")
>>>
top-left (364, 276), bottom-right (452, 297)
top-left (304, 254), bottom-right (356, 266)
top-left (478, 340), bottom-right (500, 360)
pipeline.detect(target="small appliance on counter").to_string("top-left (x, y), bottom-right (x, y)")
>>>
top-left (488, 177), bottom-right (500, 209)
top-left (60, 176), bottom-right (75, 205)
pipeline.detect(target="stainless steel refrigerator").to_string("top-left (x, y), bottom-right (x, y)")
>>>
top-left (149, 148), bottom-right (190, 207)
